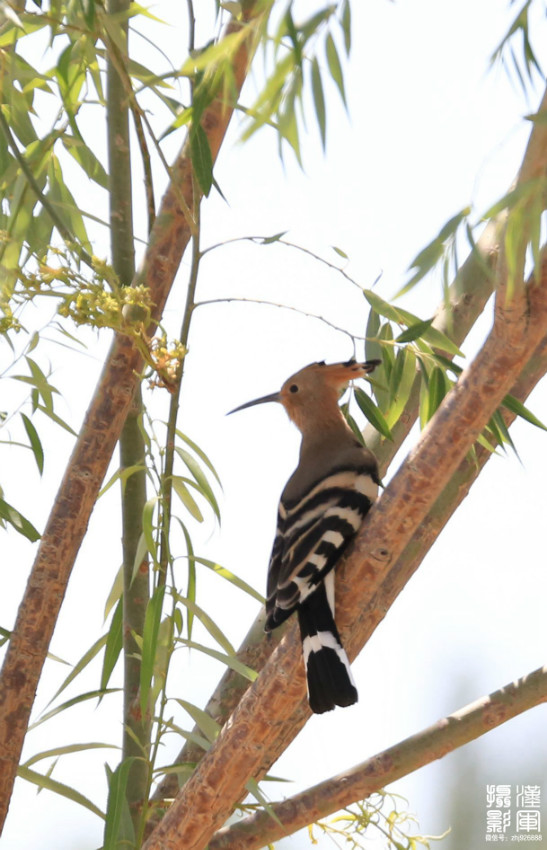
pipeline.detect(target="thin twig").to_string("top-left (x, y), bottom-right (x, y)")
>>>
top-left (201, 234), bottom-right (367, 289)
top-left (194, 296), bottom-right (359, 341)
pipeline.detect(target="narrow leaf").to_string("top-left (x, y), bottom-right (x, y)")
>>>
top-left (23, 742), bottom-right (117, 769)
top-left (172, 476), bottom-right (204, 522)
top-left (395, 318), bottom-right (433, 344)
top-left (502, 393), bottom-right (547, 431)
top-left (30, 689), bottom-right (120, 730)
top-left (18, 765), bottom-right (105, 818)
top-left (47, 633), bottom-right (108, 707)
top-left (140, 585), bottom-right (166, 716)
top-left (175, 447), bottom-right (220, 520)
top-left (354, 387), bottom-right (393, 440)
top-left (175, 594), bottom-right (236, 655)
top-left (21, 413), bottom-right (44, 474)
top-left (100, 599), bottom-right (123, 691)
top-left (142, 496), bottom-right (159, 562)
top-left (177, 639), bottom-right (258, 682)
top-left (175, 698), bottom-right (221, 744)
top-left (103, 759), bottom-right (137, 850)
top-left (0, 498), bottom-right (40, 542)
top-left (310, 56), bottom-right (326, 149)
top-left (192, 556), bottom-right (264, 603)
top-left (190, 124), bottom-right (213, 196)
top-left (325, 33), bottom-right (346, 107)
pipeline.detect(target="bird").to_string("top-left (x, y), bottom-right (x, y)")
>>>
top-left (230, 358), bottom-right (381, 714)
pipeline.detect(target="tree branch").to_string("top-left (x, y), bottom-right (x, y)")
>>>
top-left (0, 6), bottom-right (264, 832)
top-left (209, 664), bottom-right (547, 849)
top-left (150, 82), bottom-right (547, 815)
top-left (149, 211), bottom-right (502, 809)
top-left (140, 201), bottom-right (547, 850)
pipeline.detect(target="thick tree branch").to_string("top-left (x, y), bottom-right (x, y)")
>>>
top-left (151, 86), bottom-right (547, 814)
top-left (149, 214), bottom-right (503, 812)
top-left (141, 228), bottom-right (547, 850)
top-left (209, 664), bottom-right (547, 849)
top-left (0, 7), bottom-right (263, 832)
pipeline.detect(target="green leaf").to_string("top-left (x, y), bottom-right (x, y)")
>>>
top-left (424, 367), bottom-right (451, 422)
top-left (61, 135), bottom-right (108, 188)
top-left (25, 356), bottom-right (59, 412)
top-left (103, 759), bottom-right (137, 850)
top-left (246, 777), bottom-right (283, 826)
top-left (142, 496), bottom-right (159, 561)
top-left (35, 403), bottom-right (77, 436)
top-left (140, 585), bottom-right (166, 716)
top-left (340, 404), bottom-right (365, 445)
top-left (18, 765), bottom-right (105, 818)
top-left (385, 348), bottom-right (417, 429)
top-left (175, 698), bottom-right (221, 744)
top-left (175, 446), bottom-right (220, 520)
top-left (100, 599), bottom-right (123, 691)
top-left (0, 497), bottom-right (40, 541)
top-left (341, 0), bottom-right (352, 55)
top-left (401, 206), bottom-right (471, 294)
top-left (23, 741), bottom-right (118, 769)
top-left (258, 231), bottom-right (287, 245)
top-left (46, 155), bottom-right (91, 249)
top-left (365, 306), bottom-right (382, 363)
top-left (46, 633), bottom-right (108, 707)
top-left (395, 318), bottom-right (433, 344)
top-left (178, 522), bottom-right (196, 637)
top-left (21, 413), bottom-right (44, 474)
top-left (172, 476), bottom-right (204, 523)
top-left (502, 393), bottom-right (547, 431)
top-left (310, 56), bottom-right (326, 150)
top-left (175, 593), bottom-right (235, 655)
top-left (98, 464), bottom-right (147, 498)
top-left (354, 387), bottom-right (393, 441)
top-left (325, 32), bottom-right (346, 107)
top-left (177, 639), bottom-right (258, 682)
top-left (30, 689), bottom-right (120, 730)
top-left (190, 124), bottom-right (213, 196)
top-left (363, 289), bottom-right (463, 357)
top-left (192, 556), bottom-right (264, 603)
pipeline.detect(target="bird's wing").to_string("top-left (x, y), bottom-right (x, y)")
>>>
top-left (265, 464), bottom-right (376, 630)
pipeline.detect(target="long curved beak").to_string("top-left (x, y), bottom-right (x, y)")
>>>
top-left (228, 391), bottom-right (281, 415)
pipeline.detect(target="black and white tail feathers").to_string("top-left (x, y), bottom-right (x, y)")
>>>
top-left (265, 461), bottom-right (378, 713)
top-left (297, 573), bottom-right (357, 713)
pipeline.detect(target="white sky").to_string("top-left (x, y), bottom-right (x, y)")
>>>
top-left (2, 1), bottom-right (547, 848)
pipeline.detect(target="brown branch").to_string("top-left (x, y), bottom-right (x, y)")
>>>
top-left (209, 664), bottom-right (547, 849)
top-left (0, 7), bottom-right (263, 833)
top-left (149, 213), bottom-right (502, 811)
top-left (150, 84), bottom-right (547, 815)
top-left (140, 226), bottom-right (547, 850)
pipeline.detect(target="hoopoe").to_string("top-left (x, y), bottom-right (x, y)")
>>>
top-left (230, 359), bottom-right (381, 714)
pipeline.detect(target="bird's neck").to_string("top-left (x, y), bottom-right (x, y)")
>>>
top-left (297, 407), bottom-right (355, 455)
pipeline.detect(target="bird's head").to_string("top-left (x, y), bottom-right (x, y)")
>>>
top-left (229, 358), bottom-right (380, 431)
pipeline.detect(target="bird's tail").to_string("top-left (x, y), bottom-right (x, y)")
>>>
top-left (297, 579), bottom-right (357, 714)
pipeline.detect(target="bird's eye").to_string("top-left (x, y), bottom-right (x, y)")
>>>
top-left (289, 384), bottom-right (299, 393)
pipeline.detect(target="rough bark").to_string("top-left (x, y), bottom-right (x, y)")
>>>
top-left (140, 239), bottom-right (547, 848)
top-left (209, 664), bottom-right (547, 849)
top-left (150, 213), bottom-right (501, 809)
top-left (0, 8), bottom-right (261, 832)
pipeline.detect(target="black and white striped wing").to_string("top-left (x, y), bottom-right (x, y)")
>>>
top-left (265, 464), bottom-right (376, 631)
